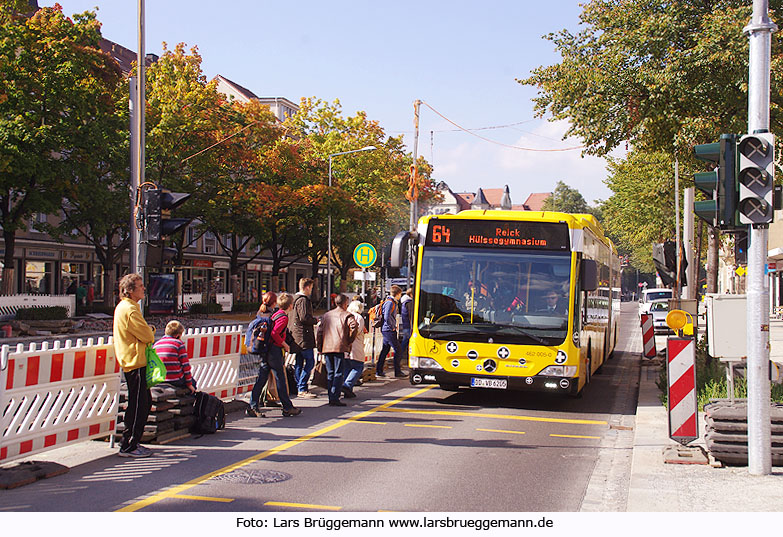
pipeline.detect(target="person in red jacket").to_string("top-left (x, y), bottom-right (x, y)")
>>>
top-left (249, 293), bottom-right (302, 418)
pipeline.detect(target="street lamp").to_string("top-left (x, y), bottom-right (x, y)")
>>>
top-left (327, 145), bottom-right (377, 308)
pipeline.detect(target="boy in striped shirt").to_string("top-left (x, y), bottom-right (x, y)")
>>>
top-left (154, 320), bottom-right (196, 393)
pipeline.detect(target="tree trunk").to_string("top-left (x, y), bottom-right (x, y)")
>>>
top-left (103, 259), bottom-right (117, 306)
top-left (2, 230), bottom-right (15, 295)
top-left (706, 225), bottom-right (719, 294)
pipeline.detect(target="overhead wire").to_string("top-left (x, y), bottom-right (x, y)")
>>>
top-left (420, 101), bottom-right (585, 152)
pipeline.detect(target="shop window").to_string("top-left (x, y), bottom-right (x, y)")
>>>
top-left (25, 261), bottom-right (53, 294)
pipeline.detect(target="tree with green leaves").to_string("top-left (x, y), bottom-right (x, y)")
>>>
top-left (541, 181), bottom-right (590, 213)
top-left (0, 3), bottom-right (122, 293)
top-left (521, 0), bottom-right (782, 286)
top-left (286, 98), bottom-right (434, 292)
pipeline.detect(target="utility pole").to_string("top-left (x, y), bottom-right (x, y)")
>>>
top-left (745, 0), bottom-right (776, 476)
top-left (675, 157), bottom-right (681, 297)
top-left (131, 0), bottom-right (146, 283)
top-left (407, 100), bottom-right (421, 291)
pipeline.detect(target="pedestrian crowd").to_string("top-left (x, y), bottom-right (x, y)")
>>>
top-left (111, 274), bottom-right (412, 458)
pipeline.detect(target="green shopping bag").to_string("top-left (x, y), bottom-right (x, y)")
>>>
top-left (145, 344), bottom-right (167, 388)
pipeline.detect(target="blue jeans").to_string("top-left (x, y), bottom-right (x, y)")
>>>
top-left (376, 330), bottom-right (402, 375)
top-left (400, 328), bottom-right (411, 367)
top-left (343, 358), bottom-right (364, 390)
top-left (249, 346), bottom-right (294, 411)
top-left (294, 348), bottom-right (315, 393)
top-left (323, 352), bottom-right (345, 403)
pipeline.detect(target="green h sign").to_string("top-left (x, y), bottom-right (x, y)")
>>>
top-left (353, 243), bottom-right (377, 268)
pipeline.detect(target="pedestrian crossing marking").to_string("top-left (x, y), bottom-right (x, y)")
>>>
top-left (265, 501), bottom-right (341, 511)
top-left (381, 407), bottom-right (607, 426)
top-left (172, 494), bottom-right (234, 503)
top-left (550, 433), bottom-right (601, 440)
top-left (476, 428), bottom-right (526, 435)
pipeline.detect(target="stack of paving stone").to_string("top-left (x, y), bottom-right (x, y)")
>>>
top-left (115, 384), bottom-right (196, 444)
top-left (704, 400), bottom-right (783, 465)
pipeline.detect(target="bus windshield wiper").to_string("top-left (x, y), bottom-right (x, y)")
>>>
top-left (496, 325), bottom-right (550, 345)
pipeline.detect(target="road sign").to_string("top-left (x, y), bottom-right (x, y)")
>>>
top-left (353, 242), bottom-right (377, 268)
top-left (353, 270), bottom-right (376, 281)
top-left (735, 266), bottom-right (747, 277)
top-left (667, 337), bottom-right (698, 446)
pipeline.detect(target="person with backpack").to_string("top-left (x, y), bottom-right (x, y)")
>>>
top-left (290, 278), bottom-right (319, 399)
top-left (248, 292), bottom-right (302, 418)
top-left (399, 288), bottom-right (414, 370)
top-left (316, 294), bottom-right (358, 406)
top-left (375, 285), bottom-right (406, 378)
top-left (246, 292), bottom-right (277, 416)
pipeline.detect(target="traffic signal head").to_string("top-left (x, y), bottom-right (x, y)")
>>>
top-left (737, 132), bottom-right (775, 225)
top-left (141, 188), bottom-right (192, 242)
top-left (693, 134), bottom-right (738, 229)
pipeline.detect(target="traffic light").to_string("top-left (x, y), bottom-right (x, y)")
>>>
top-left (737, 132), bottom-right (775, 225)
top-left (693, 134), bottom-right (738, 229)
top-left (141, 188), bottom-right (192, 242)
top-left (734, 230), bottom-right (748, 265)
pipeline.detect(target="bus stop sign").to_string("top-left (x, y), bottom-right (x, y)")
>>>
top-left (353, 242), bottom-right (377, 268)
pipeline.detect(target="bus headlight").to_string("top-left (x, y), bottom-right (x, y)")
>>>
top-left (410, 356), bottom-right (442, 370)
top-left (539, 365), bottom-right (577, 377)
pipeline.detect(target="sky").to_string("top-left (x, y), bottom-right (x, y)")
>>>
top-left (49, 0), bottom-right (623, 205)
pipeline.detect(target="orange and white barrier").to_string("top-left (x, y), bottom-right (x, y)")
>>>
top-left (184, 325), bottom-right (242, 401)
top-left (667, 337), bottom-right (698, 446)
top-left (0, 338), bottom-right (120, 465)
top-left (640, 313), bottom-right (656, 358)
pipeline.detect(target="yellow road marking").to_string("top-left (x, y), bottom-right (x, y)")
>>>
top-left (550, 433), bottom-right (601, 440)
top-left (476, 428), bottom-right (526, 435)
top-left (116, 385), bottom-right (436, 512)
top-left (404, 423), bottom-right (452, 429)
top-left (354, 420), bottom-right (387, 425)
top-left (381, 407), bottom-right (607, 426)
top-left (265, 501), bottom-right (341, 511)
top-left (171, 494), bottom-right (234, 503)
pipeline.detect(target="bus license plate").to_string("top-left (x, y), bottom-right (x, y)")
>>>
top-left (471, 377), bottom-right (507, 389)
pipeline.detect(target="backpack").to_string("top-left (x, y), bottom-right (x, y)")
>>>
top-left (245, 310), bottom-right (284, 355)
top-left (370, 298), bottom-right (396, 329)
top-left (190, 391), bottom-right (225, 435)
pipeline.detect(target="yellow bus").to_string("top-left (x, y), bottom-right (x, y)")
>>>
top-left (390, 210), bottom-right (620, 397)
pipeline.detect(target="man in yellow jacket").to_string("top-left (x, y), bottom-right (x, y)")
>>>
top-left (114, 273), bottom-right (156, 458)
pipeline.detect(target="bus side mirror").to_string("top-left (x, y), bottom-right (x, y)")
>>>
top-left (390, 230), bottom-right (412, 268)
top-left (581, 259), bottom-right (598, 291)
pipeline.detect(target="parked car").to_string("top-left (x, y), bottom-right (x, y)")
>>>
top-left (639, 287), bottom-right (673, 316)
top-left (648, 299), bottom-right (672, 334)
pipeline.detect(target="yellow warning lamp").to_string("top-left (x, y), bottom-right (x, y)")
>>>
top-left (666, 309), bottom-right (694, 336)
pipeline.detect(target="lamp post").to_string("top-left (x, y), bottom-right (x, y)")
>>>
top-left (327, 145), bottom-right (377, 309)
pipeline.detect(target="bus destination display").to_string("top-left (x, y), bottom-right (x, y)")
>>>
top-left (425, 220), bottom-right (570, 250)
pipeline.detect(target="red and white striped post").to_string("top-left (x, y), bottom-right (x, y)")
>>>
top-left (667, 337), bottom-right (698, 446)
top-left (640, 313), bottom-right (656, 358)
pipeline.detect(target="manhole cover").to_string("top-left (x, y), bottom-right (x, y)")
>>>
top-left (210, 469), bottom-right (291, 484)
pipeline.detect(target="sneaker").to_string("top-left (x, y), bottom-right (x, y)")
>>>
top-left (376, 372), bottom-right (386, 377)
top-left (246, 406), bottom-right (265, 418)
top-left (118, 447), bottom-right (151, 458)
top-left (328, 400), bottom-right (347, 407)
top-left (341, 386), bottom-right (357, 398)
top-left (394, 372), bottom-right (408, 378)
top-left (297, 391), bottom-right (317, 399)
top-left (282, 407), bottom-right (302, 417)
top-left (136, 445), bottom-right (152, 455)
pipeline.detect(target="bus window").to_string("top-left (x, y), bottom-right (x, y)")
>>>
top-left (417, 248), bottom-right (572, 345)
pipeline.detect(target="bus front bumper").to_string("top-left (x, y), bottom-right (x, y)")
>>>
top-left (409, 369), bottom-right (579, 395)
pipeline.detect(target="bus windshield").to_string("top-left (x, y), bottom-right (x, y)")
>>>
top-left (417, 248), bottom-right (572, 345)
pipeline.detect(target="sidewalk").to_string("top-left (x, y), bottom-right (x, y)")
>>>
top-left (626, 321), bottom-right (783, 511)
